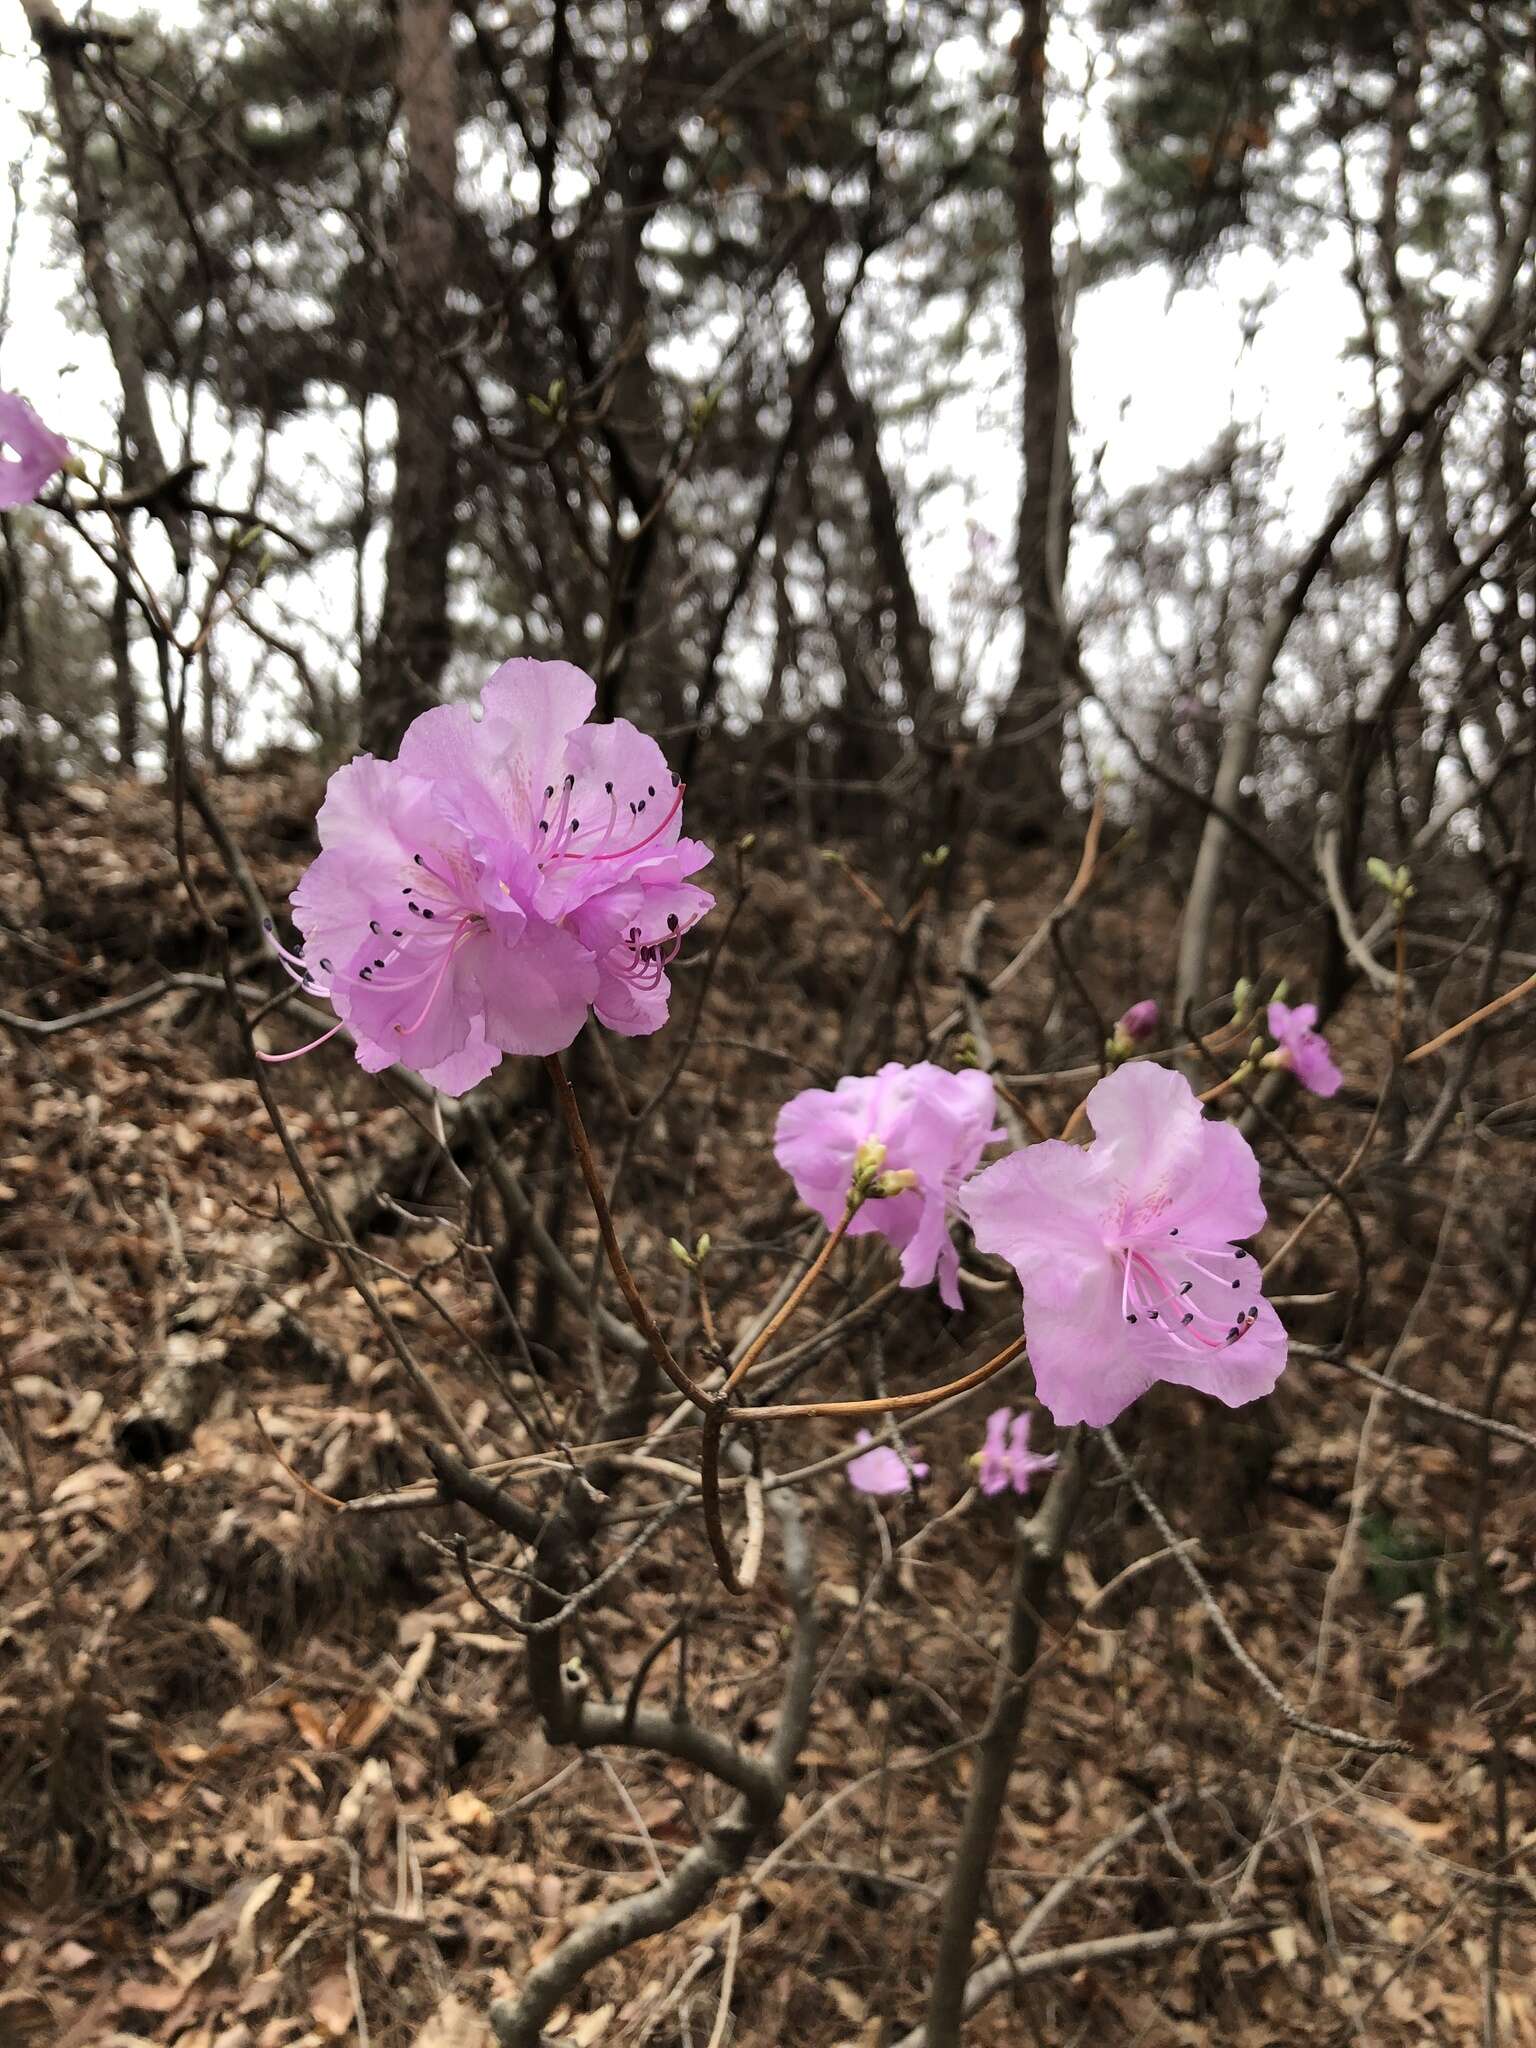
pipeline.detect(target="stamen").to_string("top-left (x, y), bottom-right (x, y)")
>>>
top-left (257, 1022), bottom-right (344, 1063)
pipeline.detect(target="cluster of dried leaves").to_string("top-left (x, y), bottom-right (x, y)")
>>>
top-left (2, 770), bottom-right (1534, 2047)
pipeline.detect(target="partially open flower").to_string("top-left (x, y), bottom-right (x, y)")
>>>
top-left (958, 1062), bottom-right (1288, 1427)
top-left (774, 1062), bottom-right (1004, 1311)
top-left (974, 1407), bottom-right (1057, 1496)
top-left (0, 391), bottom-right (71, 510)
top-left (846, 1430), bottom-right (929, 1497)
top-left (265, 659), bottom-right (712, 1091)
top-left (1264, 1000), bottom-right (1342, 1098)
top-left (1116, 999), bottom-right (1159, 1045)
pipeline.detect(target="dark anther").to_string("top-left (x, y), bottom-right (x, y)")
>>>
top-left (369, 920), bottom-right (380, 933)
top-left (604, 780), bottom-right (613, 794)
top-left (422, 908), bottom-right (435, 919)
top-left (413, 852), bottom-right (424, 865)
top-left (539, 820), bottom-right (549, 832)
top-left (393, 929), bottom-right (403, 938)
top-left (1180, 1280), bottom-right (1193, 1294)
top-left (1231, 1278), bottom-right (1240, 1289)
top-left (261, 916), bottom-right (273, 931)
top-left (319, 957), bottom-right (333, 971)
top-left (1181, 1312), bottom-right (1194, 1326)
top-left (1169, 1226), bottom-right (1179, 1236)
top-left (647, 784), bottom-right (655, 797)
top-left (1125, 1313), bottom-right (1137, 1324)
top-left (374, 958), bottom-right (385, 969)
top-left (545, 784), bottom-right (554, 798)
top-left (667, 913), bottom-right (679, 931)
top-left (569, 819), bottom-right (579, 833)
top-left (359, 967), bottom-right (372, 980)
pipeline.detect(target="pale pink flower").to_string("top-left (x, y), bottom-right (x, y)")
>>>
top-left (976, 1406), bottom-right (1058, 1496)
top-left (846, 1429), bottom-right (929, 1497)
top-left (773, 1062), bottom-right (1004, 1311)
top-left (1266, 1000), bottom-right (1342, 1098)
top-left (265, 660), bottom-right (712, 1091)
top-left (1116, 999), bottom-right (1159, 1044)
top-left (958, 1062), bottom-right (1287, 1428)
top-left (0, 390), bottom-right (70, 509)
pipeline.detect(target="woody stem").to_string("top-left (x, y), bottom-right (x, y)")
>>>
top-left (544, 1052), bottom-right (710, 1413)
top-left (722, 1201), bottom-right (859, 1394)
top-left (734, 1335), bottom-right (1026, 1425)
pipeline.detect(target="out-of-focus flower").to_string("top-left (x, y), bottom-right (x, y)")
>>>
top-left (846, 1429), bottom-right (929, 1497)
top-left (975, 1406), bottom-right (1058, 1496)
top-left (958, 1062), bottom-right (1288, 1427)
top-left (0, 391), bottom-right (71, 509)
top-left (1264, 999), bottom-right (1342, 1098)
top-left (774, 1062), bottom-right (1004, 1311)
top-left (265, 659), bottom-right (712, 1091)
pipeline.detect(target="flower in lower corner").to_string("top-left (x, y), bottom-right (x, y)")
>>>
top-left (957, 1062), bottom-right (1287, 1428)
top-left (773, 1061), bottom-right (1004, 1311)
top-left (975, 1407), bottom-right (1057, 1496)
top-left (0, 390), bottom-right (71, 509)
top-left (847, 1430), bottom-right (928, 1497)
top-left (264, 658), bottom-right (713, 1092)
top-left (1264, 999), bottom-right (1342, 1098)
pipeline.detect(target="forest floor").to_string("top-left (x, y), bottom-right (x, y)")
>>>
top-left (2, 766), bottom-right (1534, 2048)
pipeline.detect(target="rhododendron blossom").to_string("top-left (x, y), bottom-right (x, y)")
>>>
top-left (958, 1062), bottom-right (1287, 1427)
top-left (0, 390), bottom-right (70, 509)
top-left (976, 1406), bottom-right (1057, 1496)
top-left (846, 1430), bottom-right (929, 1497)
top-left (773, 1062), bottom-right (1003, 1311)
top-left (1266, 999), bottom-right (1342, 1098)
top-left (267, 659), bottom-right (712, 1092)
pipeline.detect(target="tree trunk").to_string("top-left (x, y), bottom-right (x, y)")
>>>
top-left (363, 0), bottom-right (459, 757)
top-left (992, 0), bottom-right (1071, 810)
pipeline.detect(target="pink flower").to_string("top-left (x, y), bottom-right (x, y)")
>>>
top-left (976, 1406), bottom-right (1058, 1495)
top-left (1116, 999), bottom-right (1159, 1045)
top-left (773, 1062), bottom-right (1004, 1311)
top-left (957, 1062), bottom-right (1287, 1428)
top-left (0, 390), bottom-right (71, 509)
top-left (1266, 1000), bottom-right (1342, 1098)
top-left (847, 1429), bottom-right (929, 1497)
top-left (267, 659), bottom-right (713, 1092)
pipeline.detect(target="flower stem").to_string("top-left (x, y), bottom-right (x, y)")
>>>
top-left (544, 1052), bottom-right (710, 1414)
top-left (722, 1203), bottom-right (857, 1394)
top-left (734, 1334), bottom-right (1026, 1425)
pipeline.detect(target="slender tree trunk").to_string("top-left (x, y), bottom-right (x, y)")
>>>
top-left (993, 0), bottom-right (1071, 809)
top-left (363, 0), bottom-right (459, 757)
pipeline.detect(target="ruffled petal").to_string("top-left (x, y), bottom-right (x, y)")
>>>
top-left (471, 917), bottom-right (598, 1056)
top-left (1081, 1062), bottom-right (1208, 1224)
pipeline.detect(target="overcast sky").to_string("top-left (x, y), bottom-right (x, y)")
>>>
top-left (0, 2), bottom-right (1373, 741)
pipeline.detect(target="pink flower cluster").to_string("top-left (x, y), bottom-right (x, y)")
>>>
top-left (269, 660), bottom-right (712, 1092)
top-left (0, 390), bottom-right (70, 509)
top-left (773, 1061), bottom-right (1002, 1311)
top-left (779, 1057), bottom-right (1291, 1435)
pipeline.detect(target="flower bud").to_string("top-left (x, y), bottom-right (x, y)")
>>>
top-left (668, 1237), bottom-right (695, 1268)
top-left (853, 1137), bottom-right (887, 1178)
top-left (869, 1168), bottom-right (919, 1199)
top-left (1116, 999), bottom-right (1159, 1045)
top-left (694, 1232), bottom-right (711, 1261)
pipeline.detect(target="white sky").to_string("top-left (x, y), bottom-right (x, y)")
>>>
top-left (0, 2), bottom-right (1372, 744)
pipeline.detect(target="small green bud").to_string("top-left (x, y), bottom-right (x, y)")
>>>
top-left (869, 1168), bottom-right (919, 1199)
top-left (694, 1232), bottom-right (711, 1261)
top-left (668, 1237), bottom-right (694, 1269)
top-left (736, 832), bottom-right (756, 853)
top-left (921, 844), bottom-right (950, 869)
top-left (1232, 976), bottom-right (1253, 1017)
